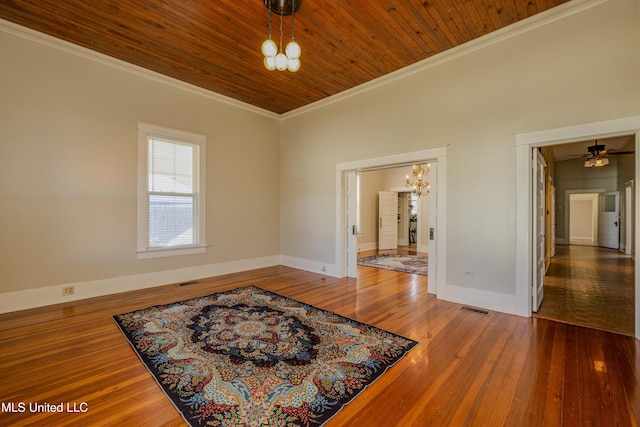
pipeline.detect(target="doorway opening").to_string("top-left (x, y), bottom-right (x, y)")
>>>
top-left (356, 167), bottom-right (429, 254)
top-left (568, 193), bottom-right (599, 246)
top-left (517, 122), bottom-right (639, 337)
top-left (335, 147), bottom-right (447, 297)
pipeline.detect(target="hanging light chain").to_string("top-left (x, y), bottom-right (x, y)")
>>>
top-left (279, 11), bottom-right (284, 53)
top-left (291, 0), bottom-right (295, 41)
top-left (267, 0), bottom-right (272, 39)
top-left (261, 0), bottom-right (301, 72)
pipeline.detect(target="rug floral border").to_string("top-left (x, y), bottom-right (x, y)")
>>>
top-left (113, 285), bottom-right (418, 426)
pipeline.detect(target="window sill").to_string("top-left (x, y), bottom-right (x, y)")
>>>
top-left (137, 245), bottom-right (208, 259)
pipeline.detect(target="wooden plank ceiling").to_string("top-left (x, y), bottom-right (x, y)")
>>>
top-left (0, 0), bottom-right (569, 114)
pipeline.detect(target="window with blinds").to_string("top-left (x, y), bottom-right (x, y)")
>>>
top-left (137, 123), bottom-right (206, 258)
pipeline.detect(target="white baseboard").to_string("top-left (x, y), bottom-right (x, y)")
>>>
top-left (0, 256), bottom-right (528, 319)
top-left (442, 283), bottom-right (521, 316)
top-left (0, 255), bottom-right (280, 314)
top-left (570, 237), bottom-right (595, 246)
top-left (280, 255), bottom-right (338, 277)
top-left (357, 242), bottom-right (378, 252)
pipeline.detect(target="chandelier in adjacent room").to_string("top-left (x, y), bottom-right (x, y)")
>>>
top-left (261, 0), bottom-right (301, 72)
top-left (406, 164), bottom-right (430, 197)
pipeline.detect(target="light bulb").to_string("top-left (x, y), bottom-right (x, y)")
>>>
top-left (261, 39), bottom-right (277, 58)
top-left (287, 58), bottom-right (300, 72)
top-left (264, 56), bottom-right (276, 70)
top-left (275, 52), bottom-right (288, 71)
top-left (285, 40), bottom-right (301, 59)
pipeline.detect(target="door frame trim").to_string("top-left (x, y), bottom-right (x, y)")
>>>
top-left (335, 146), bottom-right (447, 296)
top-left (515, 115), bottom-right (640, 339)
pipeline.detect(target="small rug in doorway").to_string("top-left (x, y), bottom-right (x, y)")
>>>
top-left (358, 253), bottom-right (428, 276)
top-left (113, 285), bottom-right (418, 427)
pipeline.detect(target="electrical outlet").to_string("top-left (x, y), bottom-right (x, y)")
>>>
top-left (321, 266), bottom-right (327, 272)
top-left (464, 271), bottom-right (474, 277)
top-left (62, 286), bottom-right (75, 296)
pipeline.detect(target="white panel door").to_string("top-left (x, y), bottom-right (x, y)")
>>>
top-left (346, 171), bottom-right (358, 278)
top-left (598, 191), bottom-right (620, 249)
top-left (378, 191), bottom-right (398, 250)
top-left (551, 185), bottom-right (556, 258)
top-left (427, 163), bottom-right (437, 294)
top-left (532, 150), bottom-right (546, 312)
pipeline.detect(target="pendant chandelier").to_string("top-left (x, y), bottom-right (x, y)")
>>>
top-left (261, 0), bottom-right (301, 72)
top-left (406, 164), bottom-right (430, 197)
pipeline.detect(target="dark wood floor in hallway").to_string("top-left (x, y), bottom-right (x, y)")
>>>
top-left (1, 264), bottom-right (639, 426)
top-left (535, 245), bottom-right (635, 335)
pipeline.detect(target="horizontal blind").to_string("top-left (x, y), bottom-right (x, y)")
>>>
top-left (147, 135), bottom-right (200, 249)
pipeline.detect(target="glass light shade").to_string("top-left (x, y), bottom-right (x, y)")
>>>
top-left (264, 56), bottom-right (276, 70)
top-left (275, 52), bottom-right (288, 71)
top-left (594, 157), bottom-right (609, 167)
top-left (287, 58), bottom-right (300, 72)
top-left (285, 41), bottom-right (301, 59)
top-left (261, 39), bottom-right (278, 58)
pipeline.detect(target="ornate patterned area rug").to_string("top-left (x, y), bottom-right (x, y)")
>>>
top-left (357, 253), bottom-right (428, 276)
top-left (113, 285), bottom-right (418, 426)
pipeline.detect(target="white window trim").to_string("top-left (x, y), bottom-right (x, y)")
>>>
top-left (137, 122), bottom-right (207, 259)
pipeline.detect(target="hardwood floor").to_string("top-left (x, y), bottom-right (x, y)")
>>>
top-left (1, 264), bottom-right (639, 426)
top-left (535, 245), bottom-right (635, 335)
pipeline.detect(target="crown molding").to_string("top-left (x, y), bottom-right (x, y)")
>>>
top-left (280, 0), bottom-right (608, 120)
top-left (0, 18), bottom-right (281, 120)
top-left (0, 0), bottom-right (607, 121)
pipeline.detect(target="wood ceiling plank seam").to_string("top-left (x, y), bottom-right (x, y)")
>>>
top-left (87, 4), bottom-right (287, 107)
top-left (399, 1), bottom-right (449, 56)
top-left (175, 0), bottom-right (279, 61)
top-left (289, 20), bottom-right (354, 83)
top-left (479, 0), bottom-right (508, 30)
top-left (442, 0), bottom-right (481, 43)
top-left (514, 0), bottom-right (532, 21)
top-left (420, 1), bottom-right (465, 49)
top-left (336, 3), bottom-right (412, 75)
top-left (287, 3), bottom-right (388, 85)
top-left (147, 5), bottom-right (269, 77)
top-left (383, 1), bottom-right (442, 61)
top-left (449, 0), bottom-right (484, 40)
top-left (304, 8), bottom-right (395, 84)
top-left (527, 1), bottom-right (544, 16)
top-left (405, 1), bottom-right (457, 54)
top-left (498, 0), bottom-right (521, 25)
top-left (361, 1), bottom-right (435, 62)
top-left (0, 1), bottom-right (122, 46)
top-left (337, 8), bottom-right (404, 75)
top-left (427, 0), bottom-right (471, 46)
top-left (537, 0), bottom-right (552, 14)
top-left (461, 0), bottom-right (494, 35)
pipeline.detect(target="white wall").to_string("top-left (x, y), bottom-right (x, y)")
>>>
top-left (280, 0), bottom-right (640, 307)
top-left (0, 26), bottom-right (281, 308)
top-left (554, 158), bottom-right (619, 243)
top-left (569, 194), bottom-right (598, 245)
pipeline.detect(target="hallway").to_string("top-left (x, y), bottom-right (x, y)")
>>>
top-left (535, 245), bottom-right (635, 335)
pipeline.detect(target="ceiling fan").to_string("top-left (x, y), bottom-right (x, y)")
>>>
top-left (574, 141), bottom-right (634, 167)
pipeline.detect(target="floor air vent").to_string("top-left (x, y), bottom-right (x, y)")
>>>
top-left (461, 306), bottom-right (490, 315)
